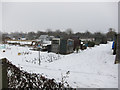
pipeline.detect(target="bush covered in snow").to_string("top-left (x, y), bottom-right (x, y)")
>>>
top-left (3, 59), bottom-right (72, 89)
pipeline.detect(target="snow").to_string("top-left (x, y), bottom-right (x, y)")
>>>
top-left (7, 40), bottom-right (32, 45)
top-left (0, 42), bottom-right (118, 88)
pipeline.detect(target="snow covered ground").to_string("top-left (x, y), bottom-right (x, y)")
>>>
top-left (7, 40), bottom-right (32, 45)
top-left (0, 42), bottom-right (118, 88)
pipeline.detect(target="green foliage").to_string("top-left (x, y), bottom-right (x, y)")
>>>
top-left (87, 41), bottom-right (95, 47)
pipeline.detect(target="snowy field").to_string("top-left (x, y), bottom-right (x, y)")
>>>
top-left (0, 42), bottom-right (118, 88)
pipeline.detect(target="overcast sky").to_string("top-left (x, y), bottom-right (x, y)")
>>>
top-left (2, 2), bottom-right (118, 33)
top-left (0, 2), bottom-right (2, 32)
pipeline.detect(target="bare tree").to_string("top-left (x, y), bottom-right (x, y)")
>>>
top-left (26, 32), bottom-right (36, 40)
top-left (55, 29), bottom-right (61, 33)
top-left (0, 31), bottom-right (2, 43)
top-left (66, 28), bottom-right (73, 35)
top-left (46, 29), bottom-right (52, 33)
top-left (106, 28), bottom-right (116, 41)
top-left (46, 29), bottom-right (53, 36)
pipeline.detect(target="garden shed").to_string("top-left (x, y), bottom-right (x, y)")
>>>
top-left (59, 39), bottom-right (74, 54)
top-left (51, 38), bottom-right (74, 55)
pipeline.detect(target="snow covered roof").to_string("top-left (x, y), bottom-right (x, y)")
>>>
top-left (52, 38), bottom-right (60, 41)
top-left (39, 35), bottom-right (49, 39)
top-left (7, 40), bottom-right (32, 45)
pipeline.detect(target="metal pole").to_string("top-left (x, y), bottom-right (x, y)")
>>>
top-left (39, 50), bottom-right (40, 65)
top-left (58, 46), bottom-right (60, 59)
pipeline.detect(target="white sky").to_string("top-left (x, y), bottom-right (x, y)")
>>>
top-left (2, 2), bottom-right (118, 33)
top-left (0, 2), bottom-right (2, 32)
top-left (1, 0), bottom-right (119, 2)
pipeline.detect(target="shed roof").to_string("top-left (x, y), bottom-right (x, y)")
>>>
top-left (39, 35), bottom-right (49, 39)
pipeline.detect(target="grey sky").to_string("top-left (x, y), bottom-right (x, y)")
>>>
top-left (118, 1), bottom-right (120, 33)
top-left (2, 2), bottom-right (118, 33)
top-left (0, 2), bottom-right (2, 32)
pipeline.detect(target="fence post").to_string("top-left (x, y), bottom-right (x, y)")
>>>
top-left (115, 34), bottom-right (120, 64)
top-left (0, 59), bottom-right (2, 89)
top-left (0, 58), bottom-right (8, 89)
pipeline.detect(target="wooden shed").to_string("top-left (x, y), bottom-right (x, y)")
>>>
top-left (59, 39), bottom-right (74, 54)
top-left (51, 38), bottom-right (60, 54)
top-left (51, 38), bottom-right (74, 55)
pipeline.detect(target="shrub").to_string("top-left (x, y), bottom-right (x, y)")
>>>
top-left (87, 41), bottom-right (95, 47)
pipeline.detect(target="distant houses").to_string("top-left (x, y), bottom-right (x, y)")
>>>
top-left (4, 33), bottom-right (109, 55)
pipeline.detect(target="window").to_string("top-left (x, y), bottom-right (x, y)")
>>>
top-left (52, 40), bottom-right (60, 44)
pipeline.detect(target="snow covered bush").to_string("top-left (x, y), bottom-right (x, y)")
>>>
top-left (4, 59), bottom-right (71, 89)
